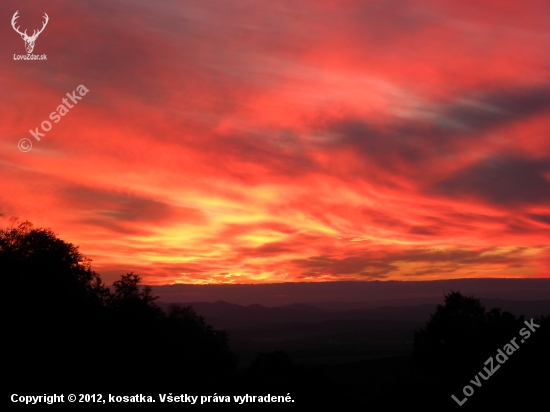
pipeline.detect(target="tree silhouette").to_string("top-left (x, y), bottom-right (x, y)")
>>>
top-left (2, 221), bottom-right (236, 393)
top-left (3, 221), bottom-right (108, 386)
top-left (2, 220), bottom-right (105, 298)
top-left (111, 272), bottom-right (157, 303)
top-left (413, 291), bottom-right (524, 381)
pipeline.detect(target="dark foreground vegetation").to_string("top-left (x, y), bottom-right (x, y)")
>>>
top-left (3, 221), bottom-right (549, 408)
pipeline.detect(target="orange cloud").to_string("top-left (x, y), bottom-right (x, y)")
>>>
top-left (1, 0), bottom-right (549, 284)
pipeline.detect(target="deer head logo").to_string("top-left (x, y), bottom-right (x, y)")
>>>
top-left (11, 11), bottom-right (49, 54)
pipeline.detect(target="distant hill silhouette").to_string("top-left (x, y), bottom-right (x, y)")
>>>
top-left (157, 299), bottom-right (550, 329)
top-left (3, 220), bottom-right (549, 407)
top-left (152, 278), bottom-right (550, 306)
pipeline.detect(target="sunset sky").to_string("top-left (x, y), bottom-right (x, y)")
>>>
top-left (1, 0), bottom-right (549, 285)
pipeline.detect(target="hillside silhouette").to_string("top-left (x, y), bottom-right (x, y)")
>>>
top-left (3, 220), bottom-right (548, 407)
top-left (3, 220), bottom-right (236, 393)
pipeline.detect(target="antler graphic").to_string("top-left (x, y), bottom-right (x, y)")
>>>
top-left (11, 11), bottom-right (49, 54)
top-left (11, 11), bottom-right (26, 37)
top-left (30, 13), bottom-right (49, 40)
